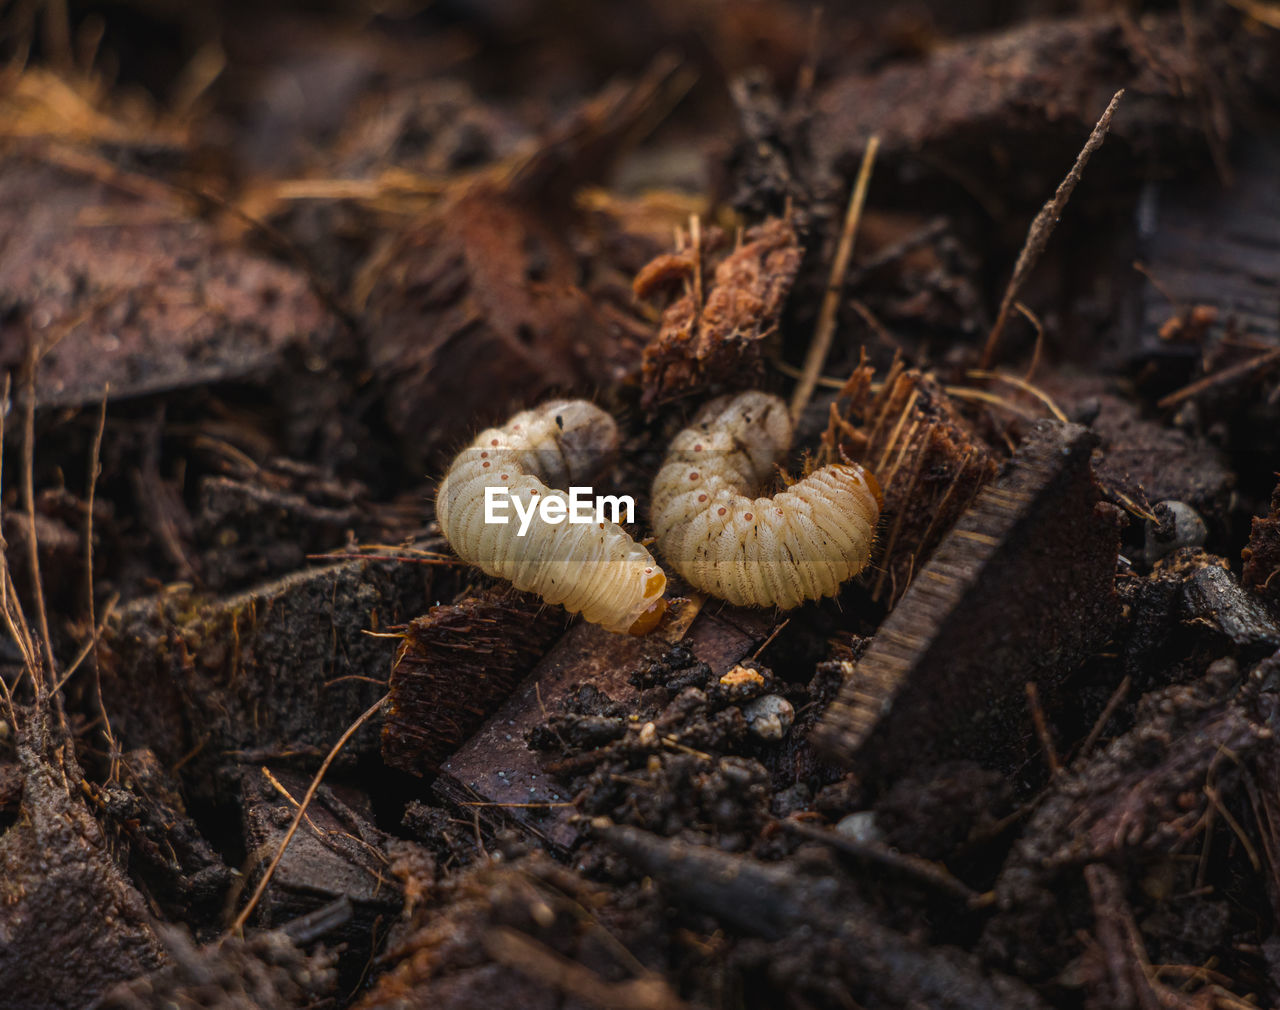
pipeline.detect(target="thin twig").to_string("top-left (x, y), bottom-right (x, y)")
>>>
top-left (52, 593), bottom-right (117, 693)
top-left (781, 818), bottom-right (979, 903)
top-left (689, 214), bottom-right (703, 312)
top-left (1156, 346), bottom-right (1280, 410)
top-left (21, 340), bottom-right (56, 695)
top-left (965, 369), bottom-right (1069, 422)
top-left (849, 298), bottom-right (902, 352)
top-left (84, 387), bottom-right (118, 779)
top-left (1016, 303), bottom-right (1047, 381)
top-left (1026, 681), bottom-right (1061, 776)
top-left (980, 90), bottom-right (1124, 368)
top-left (0, 371), bottom-right (42, 709)
top-left (790, 135), bottom-right (879, 422)
top-left (946, 386), bottom-right (1040, 421)
top-left (225, 693), bottom-right (387, 937)
top-left (751, 618), bottom-right (790, 660)
top-left (1077, 675), bottom-right (1131, 764)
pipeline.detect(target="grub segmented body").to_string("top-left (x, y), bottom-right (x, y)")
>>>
top-left (436, 400), bottom-right (667, 635)
top-left (651, 391), bottom-right (881, 608)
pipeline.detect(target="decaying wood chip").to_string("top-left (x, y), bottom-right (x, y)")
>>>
top-left (239, 765), bottom-right (403, 969)
top-left (433, 601), bottom-right (774, 851)
top-left (1243, 478), bottom-right (1280, 606)
top-left (196, 464), bottom-right (410, 593)
top-left (597, 822), bottom-right (1049, 1010)
top-left (825, 363), bottom-right (998, 605)
top-left (813, 14), bottom-right (1211, 203)
top-left (100, 553), bottom-right (431, 796)
top-left (634, 216), bottom-right (802, 406)
top-left (100, 921), bottom-right (338, 1010)
top-left (0, 711), bottom-right (166, 1010)
top-left (362, 187), bottom-right (635, 469)
top-left (89, 748), bottom-right (233, 928)
top-left (815, 419), bottom-right (1120, 780)
top-left (382, 590), bottom-right (569, 777)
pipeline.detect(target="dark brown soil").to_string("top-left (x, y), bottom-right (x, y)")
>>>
top-left (3, 3), bottom-right (1280, 1009)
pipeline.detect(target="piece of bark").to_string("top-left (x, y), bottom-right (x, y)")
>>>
top-left (99, 553), bottom-right (431, 798)
top-left (981, 658), bottom-right (1266, 987)
top-left (1181, 560), bottom-right (1280, 652)
top-left (239, 765), bottom-right (403, 978)
top-left (1131, 137), bottom-right (1280, 370)
top-left (827, 364), bottom-right (998, 605)
top-left (382, 591), bottom-right (569, 776)
top-left (89, 748), bottom-right (233, 934)
top-left (433, 602), bottom-right (774, 851)
top-left (634, 216), bottom-right (802, 406)
top-left (361, 187), bottom-right (634, 471)
top-left (195, 465), bottom-right (412, 593)
top-left (1243, 479), bottom-right (1280, 606)
top-left (0, 155), bottom-right (343, 409)
top-left (1115, 549), bottom-right (1280, 705)
top-left (597, 822), bottom-right (1049, 1010)
top-left (813, 15), bottom-right (1212, 204)
top-left (100, 921), bottom-right (338, 1010)
top-left (815, 419), bottom-right (1120, 780)
top-left (0, 711), bottom-right (166, 1010)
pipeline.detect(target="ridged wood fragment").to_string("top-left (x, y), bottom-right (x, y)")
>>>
top-left (815, 420), bottom-right (1119, 779)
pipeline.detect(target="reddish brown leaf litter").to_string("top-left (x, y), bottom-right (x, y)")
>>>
top-left (0, 157), bottom-right (343, 410)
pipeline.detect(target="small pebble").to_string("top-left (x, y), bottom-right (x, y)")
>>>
top-left (834, 811), bottom-right (881, 844)
top-left (720, 664), bottom-right (766, 688)
top-left (742, 694), bottom-right (794, 741)
top-left (1144, 499), bottom-right (1207, 565)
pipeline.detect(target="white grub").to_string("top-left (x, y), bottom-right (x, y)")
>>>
top-left (437, 400), bottom-right (666, 635)
top-left (651, 391), bottom-right (881, 607)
